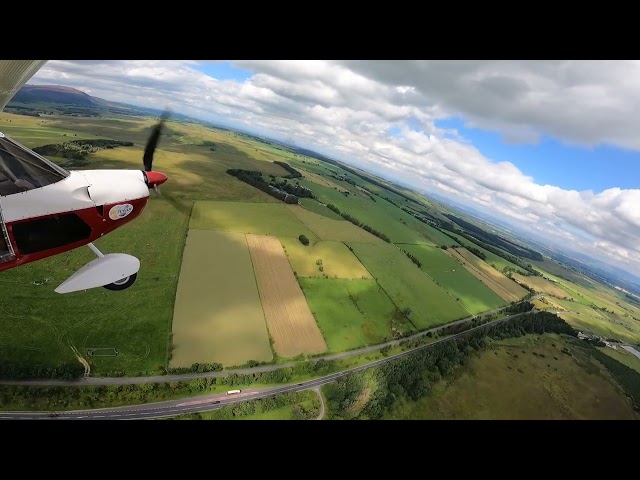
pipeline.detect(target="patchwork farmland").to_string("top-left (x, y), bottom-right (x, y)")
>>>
top-left (191, 201), bottom-right (318, 240)
top-left (280, 238), bottom-right (372, 279)
top-left (299, 278), bottom-right (411, 352)
top-left (246, 234), bottom-right (327, 357)
top-left (349, 242), bottom-right (469, 330)
top-left (446, 247), bottom-right (528, 303)
top-left (170, 230), bottom-right (273, 368)
top-left (4, 106), bottom-right (640, 425)
top-left (401, 244), bottom-right (507, 314)
top-left (286, 204), bottom-right (382, 243)
top-left (511, 273), bottom-right (573, 299)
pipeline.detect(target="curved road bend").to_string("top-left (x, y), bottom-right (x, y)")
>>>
top-left (314, 387), bottom-right (325, 420)
top-left (0, 311), bottom-right (530, 420)
top-left (0, 297), bottom-right (539, 388)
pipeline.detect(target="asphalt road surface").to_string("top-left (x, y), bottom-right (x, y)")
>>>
top-left (0, 310), bottom-right (530, 420)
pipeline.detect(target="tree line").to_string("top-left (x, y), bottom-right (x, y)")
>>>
top-left (271, 179), bottom-right (315, 198)
top-left (166, 362), bottom-right (223, 375)
top-left (273, 160), bottom-right (302, 178)
top-left (33, 139), bottom-right (135, 167)
top-left (313, 155), bottom-right (419, 205)
top-left (0, 362), bottom-right (83, 380)
top-left (462, 245), bottom-right (487, 261)
top-left (402, 250), bottom-right (422, 268)
top-left (173, 391), bottom-right (320, 420)
top-left (444, 214), bottom-right (544, 261)
top-left (0, 355), bottom-right (337, 411)
top-left (585, 346), bottom-right (640, 411)
top-left (505, 301), bottom-right (535, 314)
top-left (325, 204), bottom-right (391, 242)
top-left (441, 229), bottom-right (539, 276)
top-left (227, 169), bottom-right (299, 204)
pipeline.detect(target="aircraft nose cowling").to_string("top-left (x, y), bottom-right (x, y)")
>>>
top-left (144, 171), bottom-right (168, 187)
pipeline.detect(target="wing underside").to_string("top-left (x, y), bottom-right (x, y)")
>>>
top-left (0, 60), bottom-right (48, 111)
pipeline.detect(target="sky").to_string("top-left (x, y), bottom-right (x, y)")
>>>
top-left (27, 60), bottom-right (640, 278)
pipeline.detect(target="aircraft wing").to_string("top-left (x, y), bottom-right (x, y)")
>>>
top-left (0, 60), bottom-right (48, 111)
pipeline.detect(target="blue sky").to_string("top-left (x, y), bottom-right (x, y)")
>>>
top-left (435, 116), bottom-right (640, 192)
top-left (193, 61), bottom-right (252, 83)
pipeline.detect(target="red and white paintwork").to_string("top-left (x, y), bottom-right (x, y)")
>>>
top-left (0, 60), bottom-right (169, 293)
top-left (0, 168), bottom-right (168, 291)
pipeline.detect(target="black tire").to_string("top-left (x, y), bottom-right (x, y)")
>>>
top-left (103, 272), bottom-right (138, 291)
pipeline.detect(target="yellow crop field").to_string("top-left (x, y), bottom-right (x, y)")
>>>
top-left (246, 234), bottom-right (327, 357)
top-left (286, 204), bottom-right (382, 243)
top-left (191, 201), bottom-right (318, 240)
top-left (511, 273), bottom-right (573, 299)
top-left (280, 238), bottom-right (372, 279)
top-left (170, 230), bottom-right (273, 368)
top-left (447, 248), bottom-right (528, 303)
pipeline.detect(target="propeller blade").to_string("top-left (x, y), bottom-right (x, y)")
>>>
top-left (143, 111), bottom-right (170, 172)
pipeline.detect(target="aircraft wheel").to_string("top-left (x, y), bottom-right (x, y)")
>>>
top-left (103, 272), bottom-right (138, 291)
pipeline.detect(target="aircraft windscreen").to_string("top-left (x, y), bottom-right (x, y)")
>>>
top-left (0, 133), bottom-right (69, 196)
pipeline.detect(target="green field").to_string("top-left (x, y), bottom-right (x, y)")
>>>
top-left (416, 222), bottom-right (523, 273)
top-left (552, 298), bottom-right (601, 316)
top-left (385, 334), bottom-right (639, 420)
top-left (0, 113), bottom-right (98, 147)
top-left (553, 279), bottom-right (629, 316)
top-left (286, 204), bottom-right (381, 243)
top-left (0, 198), bottom-right (189, 376)
top-left (348, 243), bottom-right (469, 330)
top-left (531, 258), bottom-right (592, 287)
top-left (298, 198), bottom-right (344, 220)
top-left (170, 230), bottom-right (273, 368)
top-left (299, 278), bottom-right (413, 352)
top-left (549, 295), bottom-right (640, 343)
top-left (454, 238), bottom-right (525, 273)
top-left (401, 244), bottom-right (506, 314)
top-left (598, 347), bottom-right (640, 374)
top-left (559, 313), bottom-right (640, 344)
top-left (299, 180), bottom-right (435, 244)
top-left (190, 201), bottom-right (318, 240)
top-left (280, 238), bottom-right (371, 279)
top-left (511, 273), bottom-right (572, 298)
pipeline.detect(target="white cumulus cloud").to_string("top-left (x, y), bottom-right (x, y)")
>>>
top-left (25, 60), bottom-right (640, 277)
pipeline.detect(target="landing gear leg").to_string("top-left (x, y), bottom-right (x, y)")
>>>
top-left (87, 242), bottom-right (105, 258)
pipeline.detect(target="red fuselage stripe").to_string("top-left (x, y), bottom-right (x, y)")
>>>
top-left (0, 196), bottom-right (149, 273)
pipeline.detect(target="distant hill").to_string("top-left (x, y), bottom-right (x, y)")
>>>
top-left (12, 85), bottom-right (98, 106)
top-left (7, 84), bottom-right (197, 123)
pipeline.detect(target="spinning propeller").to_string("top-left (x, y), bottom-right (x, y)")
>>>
top-left (139, 111), bottom-right (191, 215)
top-left (141, 111), bottom-right (170, 195)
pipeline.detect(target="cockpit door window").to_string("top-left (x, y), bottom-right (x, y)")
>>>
top-left (0, 132), bottom-right (69, 196)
